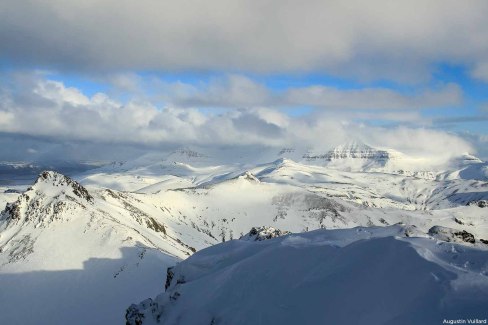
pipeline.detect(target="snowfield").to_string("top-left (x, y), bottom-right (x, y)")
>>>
top-left (0, 144), bottom-right (487, 324)
top-left (127, 226), bottom-right (488, 325)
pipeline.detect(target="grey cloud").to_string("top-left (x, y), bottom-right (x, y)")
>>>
top-left (471, 62), bottom-right (488, 82)
top-left (0, 132), bottom-right (150, 163)
top-left (0, 73), bottom-right (288, 148)
top-left (434, 116), bottom-right (488, 125)
top-left (232, 112), bottom-right (284, 138)
top-left (149, 75), bottom-right (462, 110)
top-left (157, 75), bottom-right (271, 108)
top-left (432, 105), bottom-right (488, 125)
top-left (1, 1), bottom-right (488, 82)
top-left (283, 84), bottom-right (462, 110)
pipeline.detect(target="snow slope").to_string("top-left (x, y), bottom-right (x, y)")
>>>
top-left (127, 225), bottom-right (488, 325)
top-left (75, 144), bottom-right (488, 211)
top-left (0, 172), bottom-right (197, 324)
top-left (0, 143), bottom-right (487, 324)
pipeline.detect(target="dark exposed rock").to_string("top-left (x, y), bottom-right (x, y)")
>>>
top-left (240, 226), bottom-right (291, 241)
top-left (466, 200), bottom-right (488, 208)
top-left (146, 217), bottom-right (166, 234)
top-left (239, 171), bottom-right (260, 182)
top-left (454, 218), bottom-right (464, 225)
top-left (176, 277), bottom-right (186, 285)
top-left (126, 300), bottom-right (151, 325)
top-left (403, 225), bottom-right (421, 238)
top-left (4, 189), bottom-right (22, 194)
top-left (172, 237), bottom-right (196, 254)
top-left (165, 267), bottom-right (174, 291)
top-left (303, 141), bottom-right (391, 161)
top-left (428, 226), bottom-right (476, 244)
top-left (169, 291), bottom-right (181, 301)
top-left (2, 201), bottom-right (22, 220)
top-left (453, 231), bottom-right (475, 244)
top-left (36, 171), bottom-right (94, 203)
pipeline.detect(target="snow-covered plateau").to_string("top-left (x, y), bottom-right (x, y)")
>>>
top-left (0, 143), bottom-right (487, 324)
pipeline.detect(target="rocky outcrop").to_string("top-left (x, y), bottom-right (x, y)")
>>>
top-left (238, 171), bottom-right (260, 182)
top-left (36, 171), bottom-right (94, 202)
top-left (239, 226), bottom-right (291, 241)
top-left (164, 267), bottom-right (174, 291)
top-left (428, 226), bottom-right (476, 244)
top-left (467, 200), bottom-right (488, 208)
top-left (0, 171), bottom-right (93, 224)
top-left (126, 299), bottom-right (157, 325)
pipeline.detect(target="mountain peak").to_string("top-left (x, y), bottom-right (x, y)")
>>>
top-left (35, 170), bottom-right (71, 185)
top-left (2, 171), bottom-right (93, 224)
top-left (272, 157), bottom-right (294, 166)
top-left (238, 171), bottom-right (260, 182)
top-left (32, 171), bottom-right (93, 202)
top-left (325, 140), bottom-right (392, 161)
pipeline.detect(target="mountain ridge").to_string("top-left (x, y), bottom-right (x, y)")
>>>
top-left (1, 150), bottom-right (487, 324)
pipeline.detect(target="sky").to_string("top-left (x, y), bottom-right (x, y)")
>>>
top-left (0, 0), bottom-right (487, 164)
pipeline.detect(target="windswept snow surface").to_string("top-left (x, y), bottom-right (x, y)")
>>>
top-left (127, 226), bottom-right (488, 325)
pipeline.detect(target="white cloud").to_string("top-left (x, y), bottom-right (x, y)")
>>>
top-left (0, 73), bottom-right (476, 165)
top-left (1, 1), bottom-right (488, 82)
top-left (33, 80), bottom-right (91, 106)
top-left (359, 127), bottom-right (475, 164)
top-left (0, 111), bottom-right (14, 126)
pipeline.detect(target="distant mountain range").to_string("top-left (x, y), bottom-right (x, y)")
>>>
top-left (0, 142), bottom-right (487, 324)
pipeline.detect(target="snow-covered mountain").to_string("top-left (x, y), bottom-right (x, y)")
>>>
top-left (0, 144), bottom-right (487, 324)
top-left (300, 140), bottom-right (488, 179)
top-left (304, 140), bottom-right (392, 161)
top-left (440, 154), bottom-right (488, 181)
top-left (0, 171), bottom-right (199, 324)
top-left (301, 140), bottom-right (399, 171)
top-left (127, 225), bottom-right (488, 325)
top-left (75, 142), bottom-right (488, 193)
top-left (305, 140), bottom-right (484, 177)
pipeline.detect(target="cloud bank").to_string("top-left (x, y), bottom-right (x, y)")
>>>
top-left (148, 75), bottom-right (462, 110)
top-left (0, 72), bottom-right (475, 165)
top-left (1, 1), bottom-right (488, 82)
